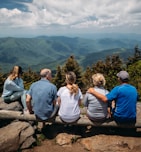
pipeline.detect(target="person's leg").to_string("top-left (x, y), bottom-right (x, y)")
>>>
top-left (21, 90), bottom-right (28, 110)
top-left (3, 91), bottom-right (23, 103)
top-left (3, 96), bottom-right (12, 103)
top-left (10, 91), bottom-right (23, 101)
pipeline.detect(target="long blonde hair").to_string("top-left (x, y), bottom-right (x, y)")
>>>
top-left (92, 73), bottom-right (106, 87)
top-left (65, 71), bottom-right (79, 95)
top-left (9, 66), bottom-right (23, 80)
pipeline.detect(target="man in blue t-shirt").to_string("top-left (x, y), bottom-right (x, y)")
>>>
top-left (88, 71), bottom-right (138, 124)
top-left (26, 68), bottom-right (58, 123)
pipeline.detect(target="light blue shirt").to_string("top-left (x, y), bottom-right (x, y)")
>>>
top-left (27, 79), bottom-right (57, 120)
top-left (2, 77), bottom-right (24, 97)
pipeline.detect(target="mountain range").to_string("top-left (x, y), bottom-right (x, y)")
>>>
top-left (0, 35), bottom-right (140, 73)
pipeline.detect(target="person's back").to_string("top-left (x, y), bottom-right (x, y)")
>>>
top-left (26, 68), bottom-right (57, 121)
top-left (30, 79), bottom-right (57, 120)
top-left (84, 73), bottom-right (109, 121)
top-left (57, 71), bottom-right (83, 123)
top-left (58, 86), bottom-right (82, 122)
top-left (87, 71), bottom-right (138, 124)
top-left (107, 83), bottom-right (137, 123)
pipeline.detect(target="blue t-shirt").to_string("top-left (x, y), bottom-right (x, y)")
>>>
top-left (106, 84), bottom-right (138, 123)
top-left (27, 79), bottom-right (57, 120)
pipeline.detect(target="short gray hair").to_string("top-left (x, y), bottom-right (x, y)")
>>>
top-left (40, 68), bottom-right (51, 78)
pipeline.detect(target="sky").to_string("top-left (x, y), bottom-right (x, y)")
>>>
top-left (0, 0), bottom-right (141, 38)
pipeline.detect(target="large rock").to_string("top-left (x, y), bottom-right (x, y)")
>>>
top-left (0, 121), bottom-right (36, 152)
top-left (80, 134), bottom-right (141, 152)
top-left (56, 133), bottom-right (81, 147)
top-left (0, 97), bottom-right (22, 111)
top-left (0, 97), bottom-right (24, 128)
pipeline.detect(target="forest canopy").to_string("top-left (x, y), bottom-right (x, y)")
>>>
top-left (0, 46), bottom-right (141, 101)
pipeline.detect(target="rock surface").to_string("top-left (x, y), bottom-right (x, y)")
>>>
top-left (0, 97), bottom-right (22, 111)
top-left (1, 97), bottom-right (141, 152)
top-left (0, 121), bottom-right (36, 152)
top-left (0, 97), bottom-right (36, 151)
top-left (80, 134), bottom-right (141, 152)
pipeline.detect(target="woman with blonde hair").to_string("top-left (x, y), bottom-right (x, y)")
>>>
top-left (83, 73), bottom-right (109, 122)
top-left (57, 71), bottom-right (83, 123)
top-left (1, 65), bottom-right (27, 111)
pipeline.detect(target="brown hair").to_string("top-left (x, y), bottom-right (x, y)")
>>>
top-left (9, 66), bottom-right (23, 80)
top-left (65, 71), bottom-right (79, 95)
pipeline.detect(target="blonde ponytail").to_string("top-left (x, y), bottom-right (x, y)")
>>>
top-left (69, 84), bottom-right (79, 95)
top-left (65, 71), bottom-right (79, 95)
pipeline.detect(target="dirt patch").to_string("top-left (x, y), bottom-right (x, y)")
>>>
top-left (23, 124), bottom-right (141, 152)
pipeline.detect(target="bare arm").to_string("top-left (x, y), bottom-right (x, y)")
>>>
top-left (26, 94), bottom-right (34, 114)
top-left (53, 99), bottom-right (57, 106)
top-left (57, 96), bottom-right (61, 106)
top-left (87, 88), bottom-right (108, 103)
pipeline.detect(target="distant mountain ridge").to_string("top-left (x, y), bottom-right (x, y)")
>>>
top-left (0, 36), bottom-right (140, 73)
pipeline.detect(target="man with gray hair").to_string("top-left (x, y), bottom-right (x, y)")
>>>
top-left (26, 68), bottom-right (58, 124)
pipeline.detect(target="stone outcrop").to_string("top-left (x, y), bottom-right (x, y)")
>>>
top-left (0, 121), bottom-right (36, 152)
top-left (56, 133), bottom-right (81, 147)
top-left (0, 97), bottom-right (36, 152)
top-left (1, 97), bottom-right (141, 152)
top-left (80, 134), bottom-right (141, 152)
top-left (0, 97), bottom-right (22, 111)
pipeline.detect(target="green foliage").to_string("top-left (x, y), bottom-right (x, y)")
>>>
top-left (53, 55), bottom-right (84, 90)
top-left (82, 48), bottom-right (134, 69)
top-left (0, 43), bottom-right (141, 101)
top-left (52, 66), bottom-right (64, 89)
top-left (127, 60), bottom-right (141, 98)
top-left (88, 55), bottom-right (124, 90)
top-left (0, 36), bottom-right (140, 73)
top-left (22, 68), bottom-right (40, 90)
top-left (82, 66), bottom-right (93, 92)
top-left (62, 55), bottom-right (84, 89)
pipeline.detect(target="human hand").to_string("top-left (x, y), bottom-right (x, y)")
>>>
top-left (87, 88), bottom-right (94, 94)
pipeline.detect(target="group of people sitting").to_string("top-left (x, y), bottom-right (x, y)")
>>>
top-left (1, 65), bottom-right (139, 127)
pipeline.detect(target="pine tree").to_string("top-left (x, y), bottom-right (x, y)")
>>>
top-left (127, 60), bottom-right (141, 98)
top-left (62, 55), bottom-right (83, 89)
top-left (127, 45), bottom-right (141, 66)
top-left (82, 66), bottom-right (93, 92)
top-left (90, 55), bottom-right (123, 90)
top-left (22, 68), bottom-right (39, 89)
top-left (105, 55), bottom-right (123, 89)
top-left (52, 66), bottom-right (64, 89)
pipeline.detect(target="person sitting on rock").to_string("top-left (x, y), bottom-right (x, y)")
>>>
top-left (26, 68), bottom-right (59, 126)
top-left (87, 71), bottom-right (138, 124)
top-left (83, 73), bottom-right (111, 122)
top-left (1, 65), bottom-right (27, 111)
top-left (57, 71), bottom-right (83, 124)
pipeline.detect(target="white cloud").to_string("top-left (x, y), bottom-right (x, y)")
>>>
top-left (0, 0), bottom-right (141, 37)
